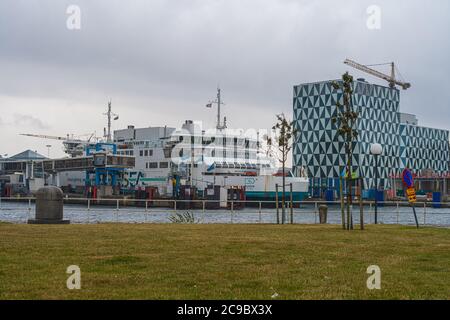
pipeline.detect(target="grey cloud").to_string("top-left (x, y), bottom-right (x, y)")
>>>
top-left (0, 0), bottom-right (448, 155)
top-left (13, 114), bottom-right (50, 130)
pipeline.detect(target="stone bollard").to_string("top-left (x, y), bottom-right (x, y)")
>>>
top-left (28, 186), bottom-right (70, 224)
top-left (319, 205), bottom-right (328, 224)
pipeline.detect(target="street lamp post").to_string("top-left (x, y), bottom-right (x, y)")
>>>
top-left (370, 143), bottom-right (383, 224)
top-left (46, 145), bottom-right (52, 158)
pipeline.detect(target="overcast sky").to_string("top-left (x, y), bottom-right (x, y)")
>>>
top-left (0, 0), bottom-right (449, 158)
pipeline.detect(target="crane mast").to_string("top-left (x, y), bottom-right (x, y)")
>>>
top-left (344, 59), bottom-right (411, 90)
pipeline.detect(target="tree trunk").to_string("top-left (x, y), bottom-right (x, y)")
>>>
top-left (282, 148), bottom-right (286, 225)
top-left (340, 176), bottom-right (346, 229)
top-left (349, 141), bottom-right (354, 230)
top-left (346, 139), bottom-right (353, 231)
top-left (359, 178), bottom-right (364, 230)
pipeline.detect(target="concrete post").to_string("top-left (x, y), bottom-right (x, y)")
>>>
top-left (28, 186), bottom-right (69, 224)
top-left (319, 205), bottom-right (328, 224)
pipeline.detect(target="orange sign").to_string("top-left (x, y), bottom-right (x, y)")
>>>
top-left (406, 187), bottom-right (417, 203)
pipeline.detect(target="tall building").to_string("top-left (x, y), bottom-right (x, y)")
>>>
top-left (292, 79), bottom-right (449, 189)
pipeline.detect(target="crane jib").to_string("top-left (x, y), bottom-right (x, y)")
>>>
top-left (343, 59), bottom-right (411, 90)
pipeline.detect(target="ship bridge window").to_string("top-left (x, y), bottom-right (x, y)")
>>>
top-left (159, 162), bottom-right (169, 168)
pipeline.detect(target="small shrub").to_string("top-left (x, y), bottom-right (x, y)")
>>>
top-left (169, 211), bottom-right (196, 224)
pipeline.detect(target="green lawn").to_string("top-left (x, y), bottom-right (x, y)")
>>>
top-left (0, 223), bottom-right (448, 300)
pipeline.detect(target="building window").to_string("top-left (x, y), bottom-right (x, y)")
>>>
top-left (159, 162), bottom-right (169, 168)
top-left (149, 150), bottom-right (153, 157)
top-left (144, 150), bottom-right (148, 157)
top-left (140, 150), bottom-right (143, 157)
top-left (148, 162), bottom-right (158, 169)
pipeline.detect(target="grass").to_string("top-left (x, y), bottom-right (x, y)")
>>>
top-left (0, 222), bottom-right (449, 300)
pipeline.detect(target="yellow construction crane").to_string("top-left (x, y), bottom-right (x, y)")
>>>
top-left (344, 59), bottom-right (411, 90)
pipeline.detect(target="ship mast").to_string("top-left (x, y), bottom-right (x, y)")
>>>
top-left (207, 87), bottom-right (227, 131)
top-left (103, 101), bottom-right (119, 143)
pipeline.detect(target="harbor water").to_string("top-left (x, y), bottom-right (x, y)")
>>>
top-left (1, 200), bottom-right (449, 227)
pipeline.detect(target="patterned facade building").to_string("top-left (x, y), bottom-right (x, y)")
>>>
top-left (293, 79), bottom-right (449, 189)
top-left (399, 124), bottom-right (449, 174)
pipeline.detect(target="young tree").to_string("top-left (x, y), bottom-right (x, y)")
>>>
top-left (266, 114), bottom-right (297, 224)
top-left (331, 73), bottom-right (359, 230)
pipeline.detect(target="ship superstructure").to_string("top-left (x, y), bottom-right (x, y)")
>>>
top-left (109, 88), bottom-right (308, 200)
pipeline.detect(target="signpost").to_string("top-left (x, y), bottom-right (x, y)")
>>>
top-left (402, 168), bottom-right (419, 228)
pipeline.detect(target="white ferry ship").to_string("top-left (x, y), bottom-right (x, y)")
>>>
top-left (113, 89), bottom-right (309, 200)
